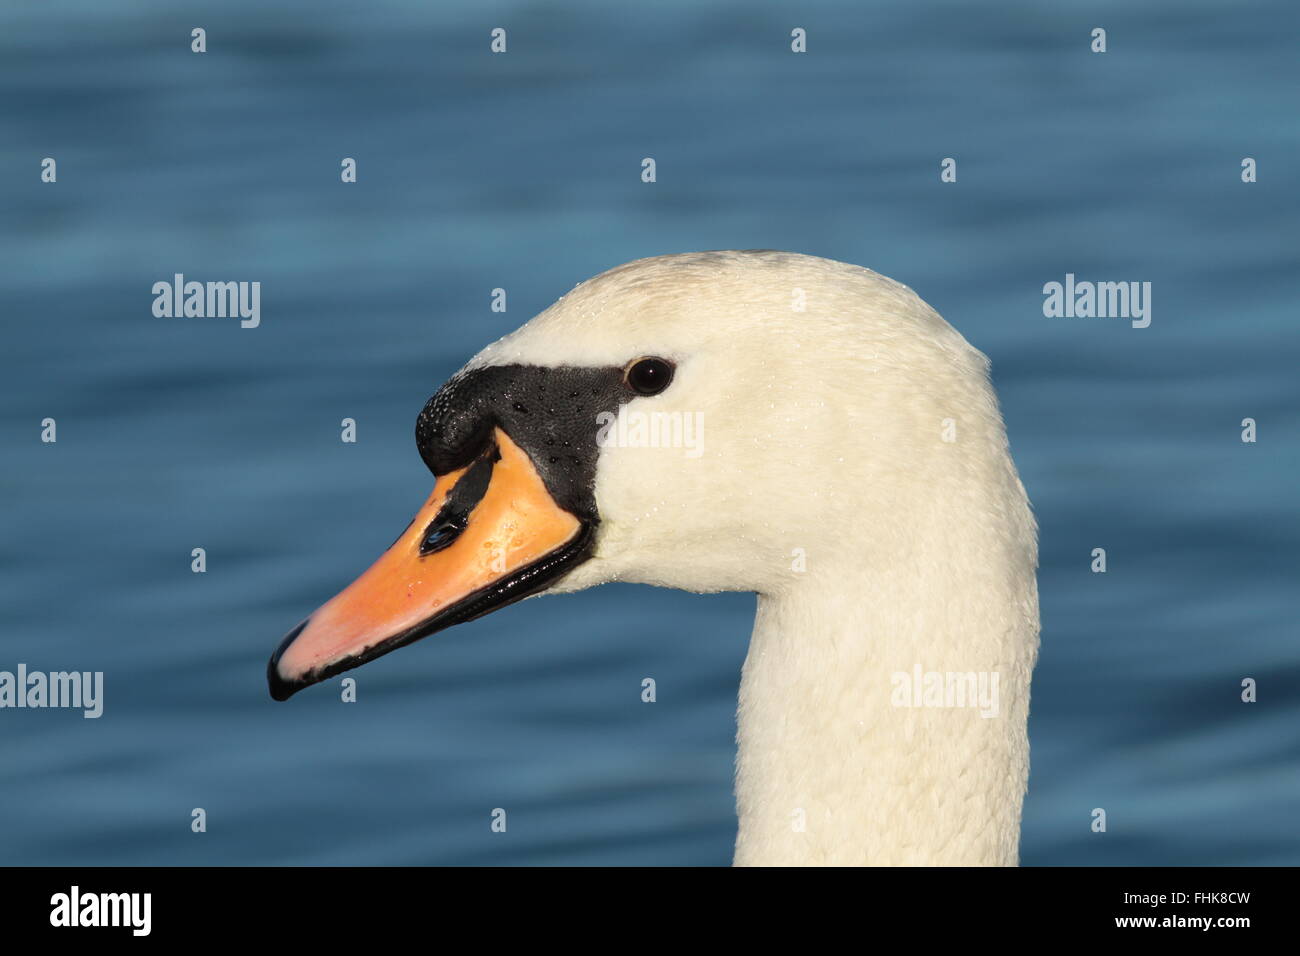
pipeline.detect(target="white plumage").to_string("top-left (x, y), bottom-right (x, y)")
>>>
top-left (465, 250), bottom-right (1040, 866)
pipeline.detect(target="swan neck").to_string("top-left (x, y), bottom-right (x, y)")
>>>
top-left (733, 563), bottom-right (1035, 866)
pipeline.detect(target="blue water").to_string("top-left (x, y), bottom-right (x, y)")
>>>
top-left (2, 0), bottom-right (1296, 866)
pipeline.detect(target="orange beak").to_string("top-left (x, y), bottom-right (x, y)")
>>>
top-left (268, 427), bottom-right (590, 700)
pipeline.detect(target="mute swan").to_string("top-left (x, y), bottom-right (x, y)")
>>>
top-left (268, 250), bottom-right (1040, 866)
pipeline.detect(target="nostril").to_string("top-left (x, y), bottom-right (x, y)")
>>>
top-left (418, 443), bottom-right (499, 556)
top-left (421, 516), bottom-right (468, 555)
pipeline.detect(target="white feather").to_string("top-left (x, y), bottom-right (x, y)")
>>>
top-left (468, 251), bottom-right (1039, 865)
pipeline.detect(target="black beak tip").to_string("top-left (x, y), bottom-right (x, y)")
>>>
top-left (267, 619), bottom-right (309, 702)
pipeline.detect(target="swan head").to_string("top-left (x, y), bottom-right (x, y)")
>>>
top-left (269, 250), bottom-right (1027, 700)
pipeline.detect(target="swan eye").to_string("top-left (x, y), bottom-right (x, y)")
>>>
top-left (624, 357), bottom-right (674, 396)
